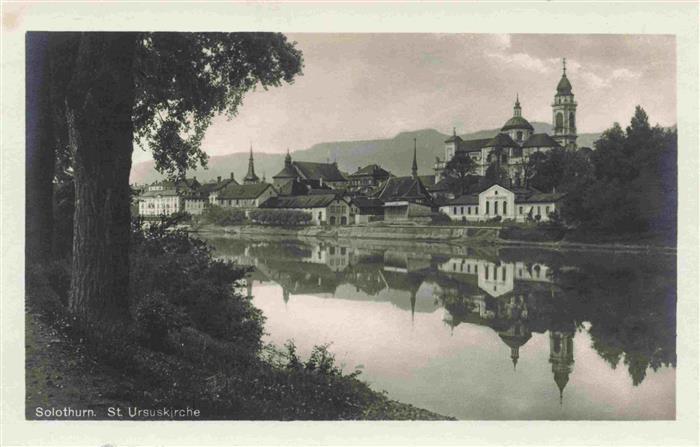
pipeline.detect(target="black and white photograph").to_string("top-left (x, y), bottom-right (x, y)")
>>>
top-left (2, 2), bottom-right (699, 446)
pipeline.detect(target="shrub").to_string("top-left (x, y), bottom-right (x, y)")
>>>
top-left (130, 219), bottom-right (264, 355)
top-left (201, 205), bottom-right (247, 226)
top-left (248, 209), bottom-right (312, 226)
top-left (430, 212), bottom-right (452, 225)
top-left (135, 292), bottom-right (189, 351)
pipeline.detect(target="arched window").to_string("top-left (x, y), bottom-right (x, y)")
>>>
top-left (516, 131), bottom-right (523, 141)
top-left (503, 201), bottom-right (507, 215)
top-left (555, 112), bottom-right (564, 130)
top-left (486, 201), bottom-right (490, 215)
top-left (569, 112), bottom-right (575, 129)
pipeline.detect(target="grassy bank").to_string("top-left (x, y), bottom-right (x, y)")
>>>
top-left (25, 229), bottom-right (451, 421)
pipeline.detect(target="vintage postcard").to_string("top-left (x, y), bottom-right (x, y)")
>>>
top-left (1, 2), bottom-right (698, 446)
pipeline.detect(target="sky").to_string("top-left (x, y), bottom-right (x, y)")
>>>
top-left (132, 33), bottom-right (676, 164)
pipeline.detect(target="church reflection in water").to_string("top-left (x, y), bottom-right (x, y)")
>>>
top-left (210, 236), bottom-right (676, 401)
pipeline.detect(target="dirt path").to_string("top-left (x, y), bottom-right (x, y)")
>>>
top-left (25, 309), bottom-right (135, 420)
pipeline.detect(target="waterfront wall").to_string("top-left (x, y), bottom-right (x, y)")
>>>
top-left (195, 223), bottom-right (502, 243)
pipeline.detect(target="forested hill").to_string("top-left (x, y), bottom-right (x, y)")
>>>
top-left (130, 123), bottom-right (601, 184)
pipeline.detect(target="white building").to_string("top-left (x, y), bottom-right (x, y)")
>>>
top-left (439, 183), bottom-right (565, 223)
top-left (138, 179), bottom-right (199, 217)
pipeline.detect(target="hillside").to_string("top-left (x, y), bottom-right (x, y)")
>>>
top-left (130, 123), bottom-right (601, 184)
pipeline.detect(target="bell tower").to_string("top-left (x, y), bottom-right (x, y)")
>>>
top-left (552, 58), bottom-right (578, 150)
top-left (549, 329), bottom-right (575, 404)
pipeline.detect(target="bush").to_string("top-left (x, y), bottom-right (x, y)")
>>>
top-left (248, 209), bottom-right (312, 226)
top-left (430, 211), bottom-right (452, 225)
top-left (135, 292), bottom-right (189, 351)
top-left (201, 205), bottom-right (247, 226)
top-left (129, 219), bottom-right (264, 354)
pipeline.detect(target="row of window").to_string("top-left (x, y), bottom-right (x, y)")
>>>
top-left (452, 206), bottom-right (479, 216)
top-left (454, 203), bottom-right (552, 217)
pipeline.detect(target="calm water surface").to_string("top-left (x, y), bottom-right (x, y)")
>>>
top-left (205, 235), bottom-right (676, 420)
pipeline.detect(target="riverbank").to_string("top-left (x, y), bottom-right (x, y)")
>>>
top-left (26, 262), bottom-right (451, 421)
top-left (191, 223), bottom-right (676, 253)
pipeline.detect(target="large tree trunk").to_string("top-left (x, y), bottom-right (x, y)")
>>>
top-left (65, 33), bottom-right (136, 323)
top-left (25, 32), bottom-right (55, 264)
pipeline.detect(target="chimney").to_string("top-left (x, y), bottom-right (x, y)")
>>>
top-left (230, 172), bottom-right (235, 180)
top-left (217, 176), bottom-right (222, 183)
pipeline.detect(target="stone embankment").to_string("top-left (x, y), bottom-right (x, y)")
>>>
top-left (194, 223), bottom-right (501, 243)
top-left (190, 223), bottom-right (675, 253)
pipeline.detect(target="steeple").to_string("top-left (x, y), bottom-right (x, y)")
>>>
top-left (552, 57), bottom-right (577, 150)
top-left (243, 143), bottom-right (260, 184)
top-left (411, 138), bottom-right (418, 178)
top-left (513, 93), bottom-right (522, 117)
top-left (284, 148), bottom-right (292, 167)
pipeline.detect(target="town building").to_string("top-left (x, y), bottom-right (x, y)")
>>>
top-left (434, 60), bottom-right (577, 186)
top-left (272, 150), bottom-right (348, 191)
top-left (183, 173), bottom-right (237, 215)
top-left (259, 193), bottom-right (351, 225)
top-left (375, 139), bottom-right (434, 222)
top-left (210, 182), bottom-right (277, 210)
top-left (138, 178), bottom-right (200, 217)
top-left (349, 197), bottom-right (384, 224)
top-left (348, 164), bottom-right (391, 193)
top-left (439, 183), bottom-right (565, 223)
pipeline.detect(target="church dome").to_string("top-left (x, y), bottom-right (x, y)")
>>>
top-left (501, 116), bottom-right (534, 132)
top-left (556, 74), bottom-right (573, 95)
top-left (498, 332), bottom-right (532, 349)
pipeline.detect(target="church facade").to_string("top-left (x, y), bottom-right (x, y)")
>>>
top-left (434, 60), bottom-right (578, 187)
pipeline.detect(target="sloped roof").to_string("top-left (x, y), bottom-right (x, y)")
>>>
top-left (457, 138), bottom-right (492, 153)
top-left (259, 194), bottom-right (341, 209)
top-left (486, 133), bottom-right (519, 148)
top-left (276, 179), bottom-right (310, 197)
top-left (349, 164), bottom-right (391, 178)
top-left (293, 161), bottom-right (346, 182)
top-left (445, 194), bottom-right (479, 205)
top-left (183, 179), bottom-right (236, 199)
top-left (351, 197), bottom-right (384, 209)
top-left (426, 177), bottom-right (451, 192)
top-left (520, 191), bottom-right (567, 203)
top-left (217, 183), bottom-right (273, 200)
top-left (141, 188), bottom-right (178, 198)
top-left (418, 175), bottom-right (436, 187)
top-left (522, 133), bottom-right (561, 148)
top-left (376, 176), bottom-right (431, 203)
top-left (272, 163), bottom-right (297, 179)
top-left (445, 134), bottom-right (464, 143)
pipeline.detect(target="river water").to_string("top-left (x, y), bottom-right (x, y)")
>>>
top-left (205, 235), bottom-right (676, 420)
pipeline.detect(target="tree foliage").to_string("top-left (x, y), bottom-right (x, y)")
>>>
top-left (561, 106), bottom-right (677, 238)
top-left (132, 33), bottom-right (304, 178)
top-left (27, 31), bottom-right (304, 323)
top-left (443, 153), bottom-right (478, 195)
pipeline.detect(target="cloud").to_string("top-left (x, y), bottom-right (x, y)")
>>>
top-left (487, 51), bottom-right (558, 73)
top-left (612, 68), bottom-right (642, 80)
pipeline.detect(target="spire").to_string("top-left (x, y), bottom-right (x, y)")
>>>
top-left (511, 347), bottom-right (519, 370)
top-left (411, 138), bottom-right (418, 178)
top-left (513, 94), bottom-right (522, 117)
top-left (563, 57), bottom-right (566, 75)
top-left (284, 147), bottom-right (292, 167)
top-left (244, 142), bottom-right (260, 184)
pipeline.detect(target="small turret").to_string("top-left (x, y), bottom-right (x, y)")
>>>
top-left (411, 138), bottom-right (418, 179)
